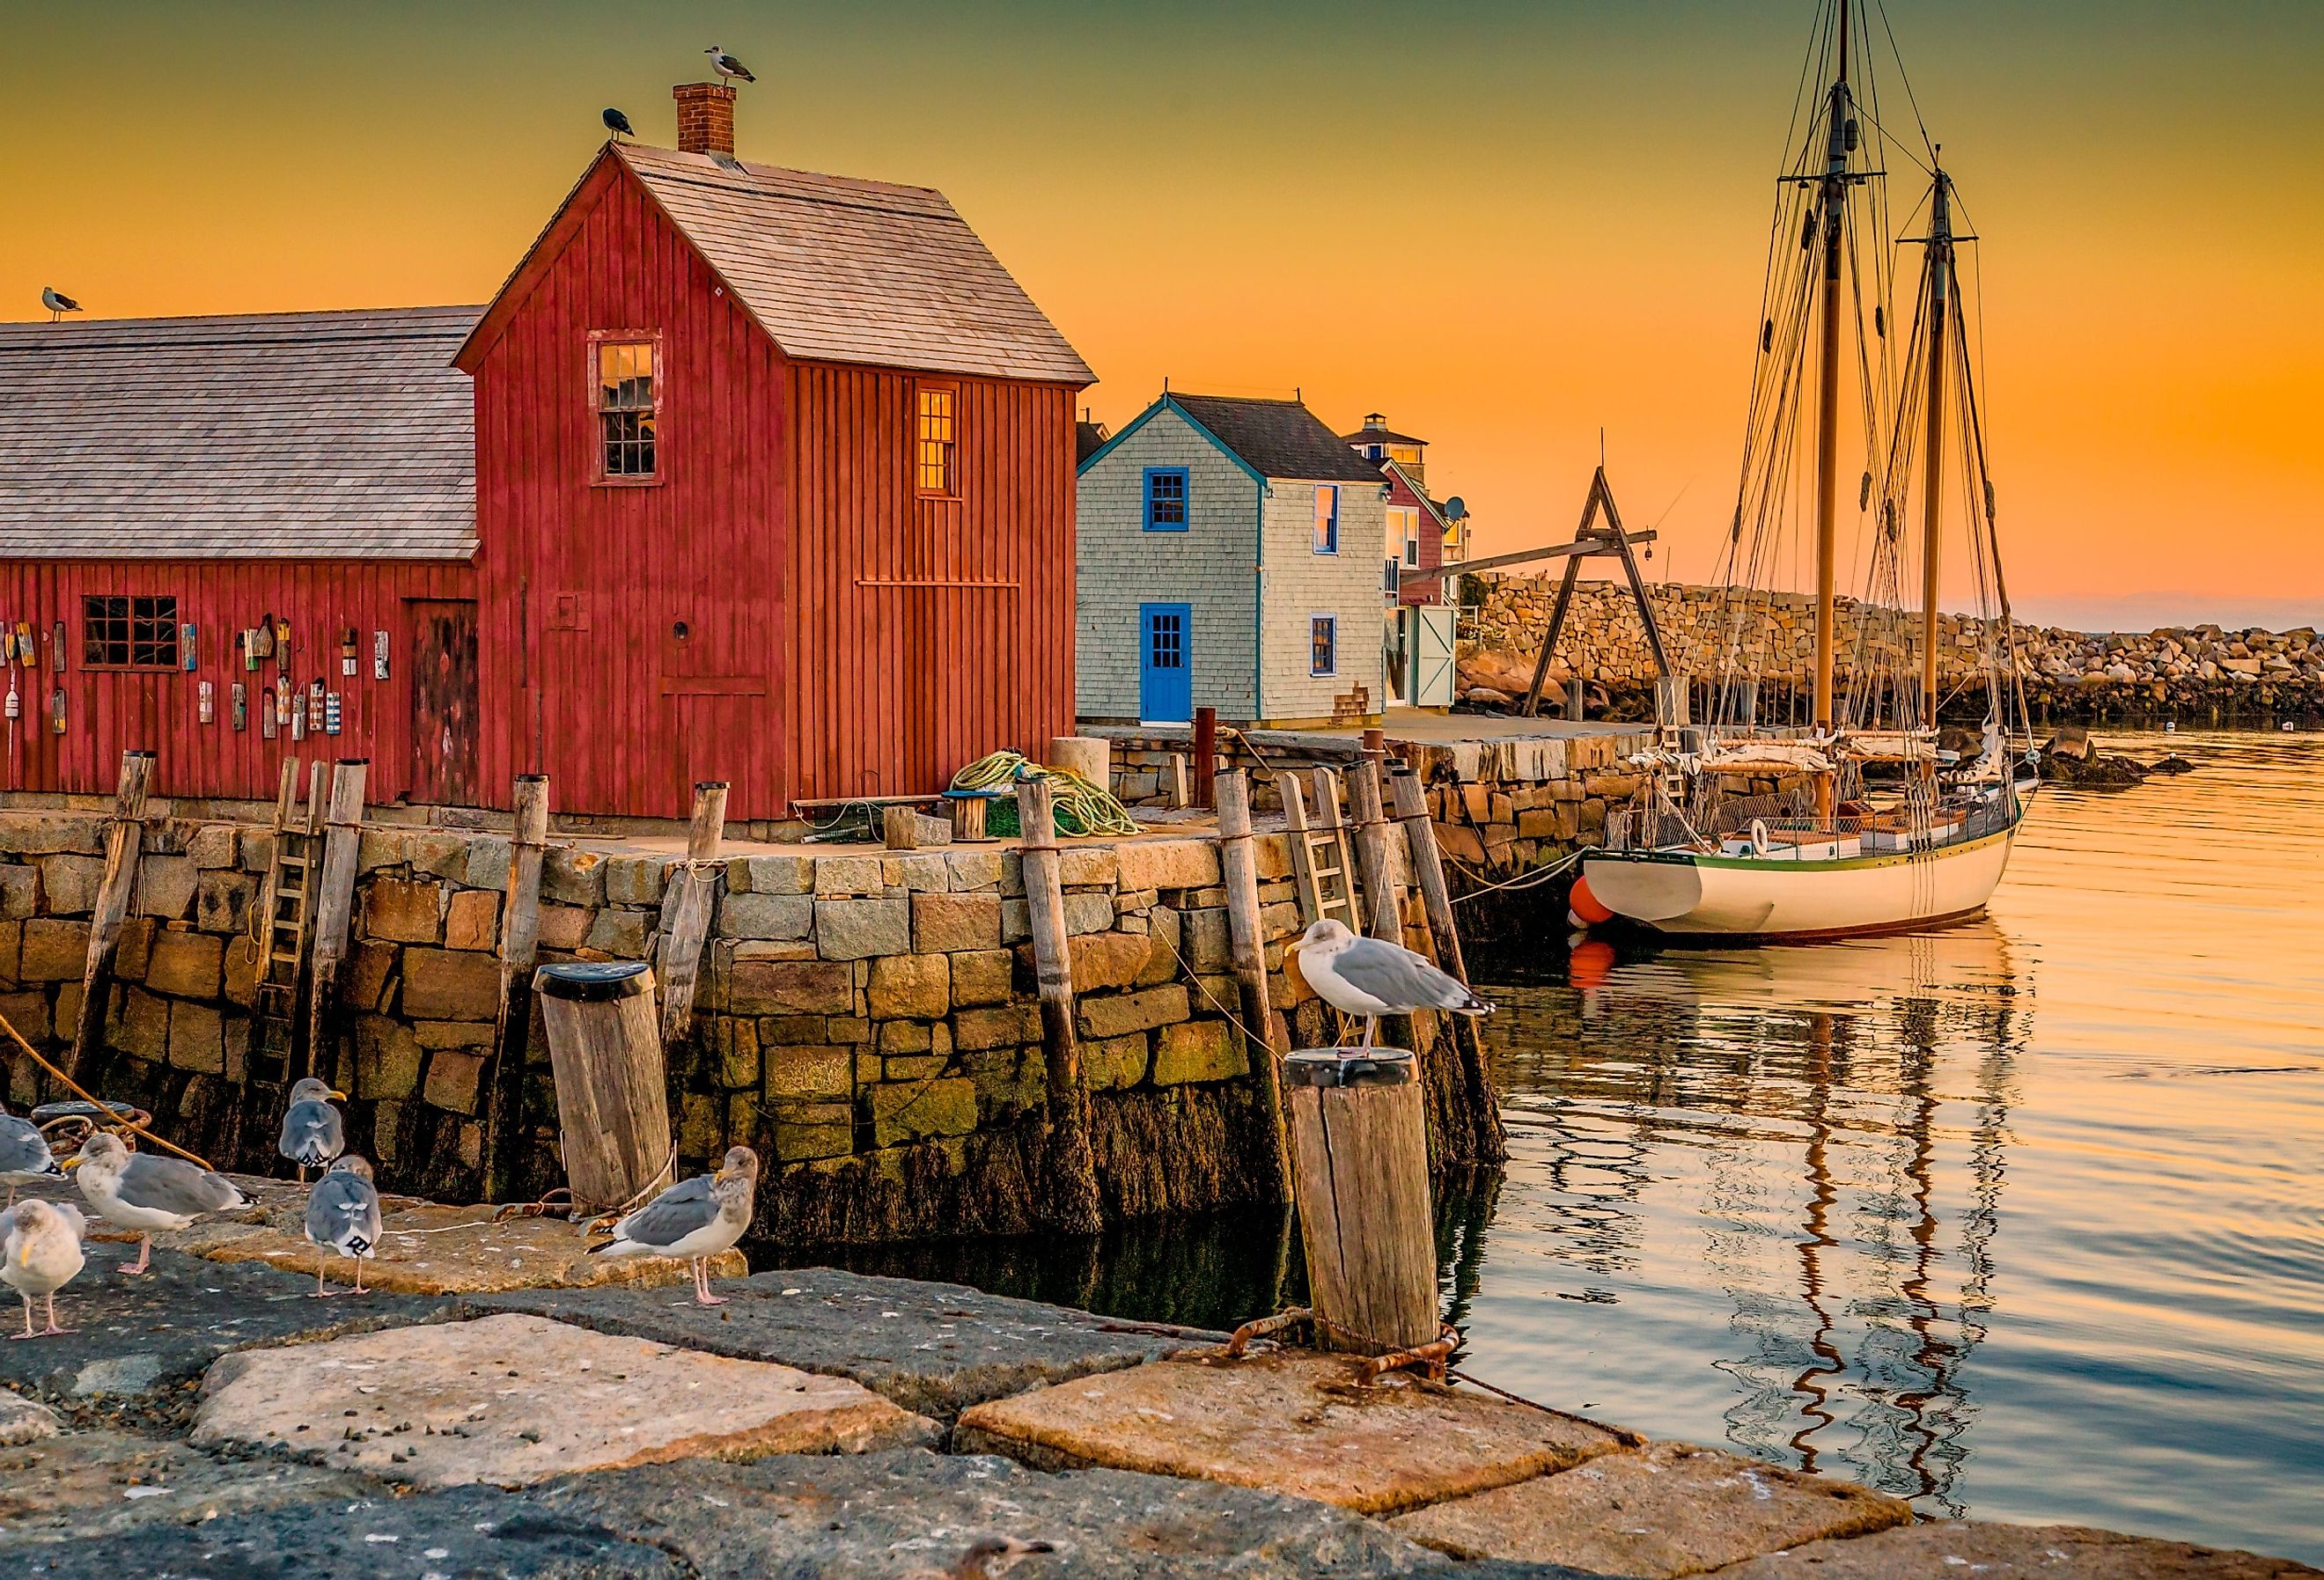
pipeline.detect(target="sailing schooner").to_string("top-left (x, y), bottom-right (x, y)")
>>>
top-left (1578, 0), bottom-right (2036, 941)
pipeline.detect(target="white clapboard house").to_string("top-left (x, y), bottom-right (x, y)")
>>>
top-left (1076, 393), bottom-right (1388, 729)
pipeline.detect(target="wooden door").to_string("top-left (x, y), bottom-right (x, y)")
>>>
top-left (1139, 604), bottom-right (1192, 724)
top-left (407, 599), bottom-right (479, 806)
top-left (1414, 606), bottom-right (1458, 707)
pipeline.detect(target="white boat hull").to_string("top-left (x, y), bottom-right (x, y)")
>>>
top-left (1581, 822), bottom-right (2020, 940)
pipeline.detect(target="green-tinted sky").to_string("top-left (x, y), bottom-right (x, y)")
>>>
top-left (6, 1), bottom-right (2320, 628)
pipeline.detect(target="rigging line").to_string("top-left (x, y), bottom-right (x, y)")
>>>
top-left (1851, 100), bottom-right (1937, 179)
top-left (1869, 0), bottom-right (1936, 158)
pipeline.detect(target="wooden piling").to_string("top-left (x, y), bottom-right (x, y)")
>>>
top-left (534, 960), bottom-right (672, 1211)
top-left (658, 782), bottom-right (728, 1043)
top-left (1347, 761), bottom-right (1402, 944)
top-left (1193, 707), bottom-right (1217, 808)
top-left (482, 774), bottom-right (549, 1201)
top-left (1014, 774), bottom-right (1104, 1234)
top-left (1214, 768), bottom-right (1291, 1202)
top-left (303, 759), bottom-right (368, 1087)
top-left (1284, 1048), bottom-right (1439, 1352)
top-left (1392, 768), bottom-right (1507, 1164)
top-left (67, 749), bottom-right (155, 1084)
top-left (881, 804), bottom-right (920, 850)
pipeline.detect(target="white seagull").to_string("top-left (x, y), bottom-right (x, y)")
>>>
top-left (2, 1197), bottom-right (86, 1340)
top-left (66, 1132), bottom-right (253, 1275)
top-left (704, 45), bottom-right (756, 84)
top-left (276, 1077), bottom-right (347, 1182)
top-left (41, 287), bottom-right (80, 322)
top-left (304, 1155), bottom-right (382, 1297)
top-left (1, 1101), bottom-right (64, 1208)
top-left (589, 1144), bottom-right (759, 1305)
top-left (1294, 917), bottom-right (1495, 1047)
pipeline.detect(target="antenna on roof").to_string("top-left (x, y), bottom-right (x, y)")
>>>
top-left (1162, 375), bottom-right (1170, 394)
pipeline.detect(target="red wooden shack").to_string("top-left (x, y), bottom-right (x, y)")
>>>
top-left (0, 82), bottom-right (1092, 822)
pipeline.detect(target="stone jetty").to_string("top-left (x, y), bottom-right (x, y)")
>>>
top-left (0, 1172), bottom-right (2314, 1578)
top-left (1460, 576), bottom-right (2323, 723)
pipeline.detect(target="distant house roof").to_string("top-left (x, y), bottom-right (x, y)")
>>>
top-left (1166, 395), bottom-right (1386, 484)
top-left (460, 143), bottom-right (1093, 386)
top-left (0, 306), bottom-right (480, 561)
top-left (1075, 419), bottom-right (1112, 465)
top-left (1342, 418), bottom-right (1428, 448)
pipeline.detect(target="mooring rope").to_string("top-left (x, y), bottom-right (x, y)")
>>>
top-left (0, 1008), bottom-right (219, 1172)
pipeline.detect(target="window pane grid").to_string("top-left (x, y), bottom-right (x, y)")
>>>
top-left (84, 595), bottom-right (178, 669)
top-left (1144, 468), bottom-right (1188, 530)
top-left (1310, 615), bottom-right (1336, 677)
top-left (596, 341), bottom-right (657, 478)
top-left (1313, 486), bottom-right (1338, 554)
top-left (917, 388), bottom-right (956, 494)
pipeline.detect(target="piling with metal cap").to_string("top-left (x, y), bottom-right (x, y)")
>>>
top-left (534, 959), bottom-right (672, 1210)
top-left (1283, 1047), bottom-right (1438, 1352)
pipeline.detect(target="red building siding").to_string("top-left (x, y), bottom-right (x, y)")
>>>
top-left (468, 158), bottom-right (1078, 820)
top-left (1388, 468), bottom-right (1447, 607)
top-left (0, 559), bottom-right (472, 801)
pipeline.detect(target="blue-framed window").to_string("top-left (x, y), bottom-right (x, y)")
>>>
top-left (1143, 467), bottom-right (1188, 531)
top-left (1312, 485), bottom-right (1338, 554)
top-left (1310, 614), bottom-right (1337, 677)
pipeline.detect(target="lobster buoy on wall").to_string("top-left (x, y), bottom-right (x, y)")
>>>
top-left (1567, 873), bottom-right (1614, 928)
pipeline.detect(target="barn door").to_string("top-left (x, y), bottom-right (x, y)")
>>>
top-left (1413, 605), bottom-right (1457, 707)
top-left (407, 599), bottom-right (479, 805)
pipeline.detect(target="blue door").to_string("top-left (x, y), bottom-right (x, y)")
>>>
top-left (1139, 604), bottom-right (1193, 724)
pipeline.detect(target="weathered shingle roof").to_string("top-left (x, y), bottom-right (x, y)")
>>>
top-left (612, 143), bottom-right (1093, 386)
top-left (1170, 395), bottom-right (1386, 484)
top-left (0, 306), bottom-right (480, 561)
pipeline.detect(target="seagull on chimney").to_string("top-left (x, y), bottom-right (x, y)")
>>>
top-left (602, 107), bottom-right (634, 140)
top-left (40, 288), bottom-right (80, 323)
top-left (704, 45), bottom-right (755, 84)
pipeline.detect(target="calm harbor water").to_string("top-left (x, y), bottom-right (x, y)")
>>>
top-left (841, 731), bottom-right (2324, 1562)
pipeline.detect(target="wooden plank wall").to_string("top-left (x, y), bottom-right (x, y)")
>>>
top-left (0, 557), bottom-right (473, 802)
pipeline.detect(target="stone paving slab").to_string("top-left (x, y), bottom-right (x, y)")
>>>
top-left (953, 1349), bottom-right (1629, 1517)
top-left (0, 1429), bottom-right (371, 1546)
top-left (8, 1482), bottom-right (690, 1580)
top-left (0, 1391), bottom-right (63, 1444)
top-left (0, 1250), bottom-right (455, 1425)
top-left (523, 1447), bottom-right (1611, 1579)
top-left (189, 1310), bottom-right (939, 1488)
top-left (1388, 1440), bottom-right (1911, 1576)
top-left (468, 1266), bottom-right (1223, 1422)
top-left (1713, 1520), bottom-right (2323, 1579)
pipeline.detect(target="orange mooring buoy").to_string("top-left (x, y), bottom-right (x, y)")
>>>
top-left (1567, 874), bottom-right (1614, 927)
top-left (1569, 938), bottom-right (1616, 990)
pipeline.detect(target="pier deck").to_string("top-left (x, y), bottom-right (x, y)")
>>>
top-left (0, 1173), bottom-right (2313, 1577)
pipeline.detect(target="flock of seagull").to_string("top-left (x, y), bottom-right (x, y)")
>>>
top-left (0, 1077), bottom-right (763, 1339)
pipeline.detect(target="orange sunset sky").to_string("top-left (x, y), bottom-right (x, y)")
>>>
top-left (5, 1), bottom-right (2319, 631)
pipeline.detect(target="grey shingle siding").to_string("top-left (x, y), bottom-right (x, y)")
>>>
top-left (1259, 475), bottom-right (1388, 721)
top-left (1076, 408), bottom-right (1259, 722)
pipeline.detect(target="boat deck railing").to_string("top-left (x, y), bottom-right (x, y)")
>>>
top-left (1607, 790), bottom-right (2019, 856)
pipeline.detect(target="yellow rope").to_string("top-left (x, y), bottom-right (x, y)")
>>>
top-left (0, 1008), bottom-right (218, 1172)
top-left (951, 751), bottom-right (1142, 838)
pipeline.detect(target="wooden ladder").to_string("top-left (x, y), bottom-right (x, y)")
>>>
top-left (1280, 765), bottom-right (1361, 930)
top-left (247, 761), bottom-right (325, 1083)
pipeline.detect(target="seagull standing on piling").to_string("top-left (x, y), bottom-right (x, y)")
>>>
top-left (589, 1145), bottom-right (759, 1305)
top-left (276, 1077), bottom-right (346, 1183)
top-left (704, 45), bottom-right (755, 83)
top-left (1, 1197), bottom-right (85, 1340)
top-left (304, 1155), bottom-right (381, 1297)
top-left (1293, 918), bottom-right (1495, 1047)
top-left (1, 1102), bottom-right (64, 1208)
top-left (66, 1132), bottom-right (252, 1275)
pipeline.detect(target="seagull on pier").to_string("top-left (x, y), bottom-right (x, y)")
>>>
top-left (40, 287), bottom-right (80, 323)
top-left (588, 1144), bottom-right (758, 1305)
top-left (704, 45), bottom-right (755, 84)
top-left (602, 106), bottom-right (634, 140)
top-left (1, 1197), bottom-right (86, 1340)
top-left (66, 1132), bottom-right (252, 1276)
top-left (1293, 918), bottom-right (1495, 1047)
top-left (304, 1155), bottom-right (381, 1297)
top-left (1, 1102), bottom-right (64, 1209)
top-left (277, 1077), bottom-right (346, 1183)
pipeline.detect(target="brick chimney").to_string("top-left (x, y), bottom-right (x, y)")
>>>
top-left (672, 82), bottom-right (736, 158)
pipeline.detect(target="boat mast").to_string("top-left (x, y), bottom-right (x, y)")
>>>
top-left (1918, 161), bottom-right (1953, 730)
top-left (1812, 0), bottom-right (1852, 773)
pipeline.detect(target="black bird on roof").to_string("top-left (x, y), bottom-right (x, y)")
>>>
top-left (602, 107), bottom-right (633, 140)
top-left (40, 287), bottom-right (79, 323)
top-left (704, 45), bottom-right (755, 84)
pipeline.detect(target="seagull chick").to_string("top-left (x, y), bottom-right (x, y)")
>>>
top-left (277, 1077), bottom-right (347, 1182)
top-left (1293, 918), bottom-right (1494, 1047)
top-left (589, 1145), bottom-right (758, 1305)
top-left (41, 287), bottom-right (81, 322)
top-left (67, 1132), bottom-right (252, 1276)
top-left (304, 1155), bottom-right (381, 1297)
top-left (1, 1101), bottom-right (64, 1208)
top-left (704, 45), bottom-right (755, 84)
top-left (2, 1197), bottom-right (86, 1340)
top-left (602, 106), bottom-right (633, 139)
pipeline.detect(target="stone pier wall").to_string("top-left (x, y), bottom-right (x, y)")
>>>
top-left (0, 808), bottom-right (1468, 1243)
